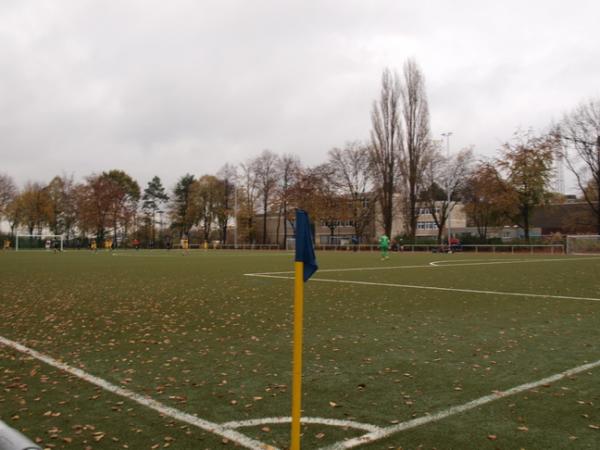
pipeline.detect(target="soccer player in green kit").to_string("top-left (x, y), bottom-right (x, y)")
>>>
top-left (379, 234), bottom-right (390, 260)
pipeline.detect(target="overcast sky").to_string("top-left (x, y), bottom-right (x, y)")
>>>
top-left (1, 0), bottom-right (599, 193)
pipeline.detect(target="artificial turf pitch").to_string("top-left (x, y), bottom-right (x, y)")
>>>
top-left (0, 250), bottom-right (598, 449)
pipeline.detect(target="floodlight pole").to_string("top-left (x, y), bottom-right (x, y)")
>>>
top-left (441, 132), bottom-right (453, 250)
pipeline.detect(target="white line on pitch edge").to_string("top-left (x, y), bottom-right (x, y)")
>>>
top-left (0, 336), bottom-right (275, 450)
top-left (322, 358), bottom-right (600, 449)
top-left (246, 274), bottom-right (600, 302)
top-left (221, 417), bottom-right (383, 433)
top-left (248, 256), bottom-right (600, 276)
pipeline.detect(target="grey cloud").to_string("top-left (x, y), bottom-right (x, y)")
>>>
top-left (1, 0), bottom-right (598, 192)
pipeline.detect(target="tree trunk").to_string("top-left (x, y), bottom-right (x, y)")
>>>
top-left (409, 188), bottom-right (418, 240)
top-left (282, 201), bottom-right (288, 249)
top-left (151, 210), bottom-right (156, 244)
top-left (262, 194), bottom-right (268, 244)
top-left (597, 195), bottom-right (600, 235)
top-left (523, 204), bottom-right (530, 242)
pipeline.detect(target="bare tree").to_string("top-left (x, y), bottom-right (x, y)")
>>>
top-left (422, 147), bottom-right (473, 243)
top-left (326, 141), bottom-right (374, 242)
top-left (462, 162), bottom-right (514, 240)
top-left (16, 182), bottom-right (51, 235)
top-left (45, 174), bottom-right (77, 239)
top-left (216, 163), bottom-right (237, 243)
top-left (190, 175), bottom-right (222, 242)
top-left (399, 58), bottom-right (432, 240)
top-left (238, 161), bottom-right (258, 243)
top-left (369, 68), bottom-right (402, 238)
top-left (0, 173), bottom-right (17, 220)
top-left (101, 170), bottom-right (140, 246)
top-left (5, 196), bottom-right (22, 237)
top-left (274, 154), bottom-right (301, 248)
top-left (497, 129), bottom-right (555, 241)
top-left (252, 150), bottom-right (280, 244)
top-left (559, 98), bottom-right (600, 233)
top-left (170, 174), bottom-right (196, 239)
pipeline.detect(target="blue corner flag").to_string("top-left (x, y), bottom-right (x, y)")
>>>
top-left (295, 209), bottom-right (318, 282)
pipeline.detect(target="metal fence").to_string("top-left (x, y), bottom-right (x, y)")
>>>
top-left (312, 243), bottom-right (565, 254)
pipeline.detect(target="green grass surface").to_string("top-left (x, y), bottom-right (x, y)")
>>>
top-left (0, 250), bottom-right (599, 449)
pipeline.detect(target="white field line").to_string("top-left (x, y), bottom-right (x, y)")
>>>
top-left (246, 274), bottom-right (600, 303)
top-left (0, 336), bottom-right (276, 450)
top-left (249, 256), bottom-right (600, 276)
top-left (428, 258), bottom-right (523, 266)
top-left (221, 417), bottom-right (383, 433)
top-left (111, 252), bottom-right (294, 258)
top-left (322, 358), bottom-right (600, 449)
top-left (425, 256), bottom-right (600, 267)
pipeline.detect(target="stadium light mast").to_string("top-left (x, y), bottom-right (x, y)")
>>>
top-left (441, 132), bottom-right (453, 250)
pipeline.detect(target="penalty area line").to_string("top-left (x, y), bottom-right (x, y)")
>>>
top-left (245, 274), bottom-right (600, 303)
top-left (323, 358), bottom-right (600, 449)
top-left (247, 255), bottom-right (600, 276)
top-left (0, 336), bottom-right (275, 450)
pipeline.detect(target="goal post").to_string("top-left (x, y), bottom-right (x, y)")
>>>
top-left (565, 235), bottom-right (600, 255)
top-left (15, 233), bottom-right (64, 252)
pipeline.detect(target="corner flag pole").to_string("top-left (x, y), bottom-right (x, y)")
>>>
top-left (291, 260), bottom-right (304, 450)
top-left (290, 210), bottom-right (318, 450)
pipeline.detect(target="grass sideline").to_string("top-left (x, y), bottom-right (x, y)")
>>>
top-left (0, 250), bottom-right (598, 449)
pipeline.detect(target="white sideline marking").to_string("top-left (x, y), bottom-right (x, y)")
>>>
top-left (221, 417), bottom-right (383, 433)
top-left (0, 336), bottom-right (275, 450)
top-left (111, 251), bottom-right (293, 258)
top-left (429, 258), bottom-right (523, 266)
top-left (250, 256), bottom-right (600, 276)
top-left (246, 274), bottom-right (600, 303)
top-left (323, 358), bottom-right (600, 449)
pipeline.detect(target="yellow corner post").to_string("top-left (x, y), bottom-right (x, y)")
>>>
top-left (291, 261), bottom-right (304, 450)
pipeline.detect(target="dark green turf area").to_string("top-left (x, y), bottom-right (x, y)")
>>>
top-left (0, 250), bottom-right (599, 449)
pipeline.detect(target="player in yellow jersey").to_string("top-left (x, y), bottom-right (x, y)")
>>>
top-left (180, 236), bottom-right (189, 255)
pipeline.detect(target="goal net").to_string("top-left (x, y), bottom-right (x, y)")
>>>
top-left (566, 235), bottom-right (600, 255)
top-left (15, 234), bottom-right (64, 251)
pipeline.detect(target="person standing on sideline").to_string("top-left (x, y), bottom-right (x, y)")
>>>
top-left (379, 234), bottom-right (390, 260)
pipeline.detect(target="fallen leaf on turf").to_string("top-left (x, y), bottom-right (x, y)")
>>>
top-left (517, 426), bottom-right (529, 432)
top-left (93, 432), bottom-right (105, 442)
top-left (487, 434), bottom-right (497, 441)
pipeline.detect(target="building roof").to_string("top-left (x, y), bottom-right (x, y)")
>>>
top-left (531, 202), bottom-right (596, 233)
